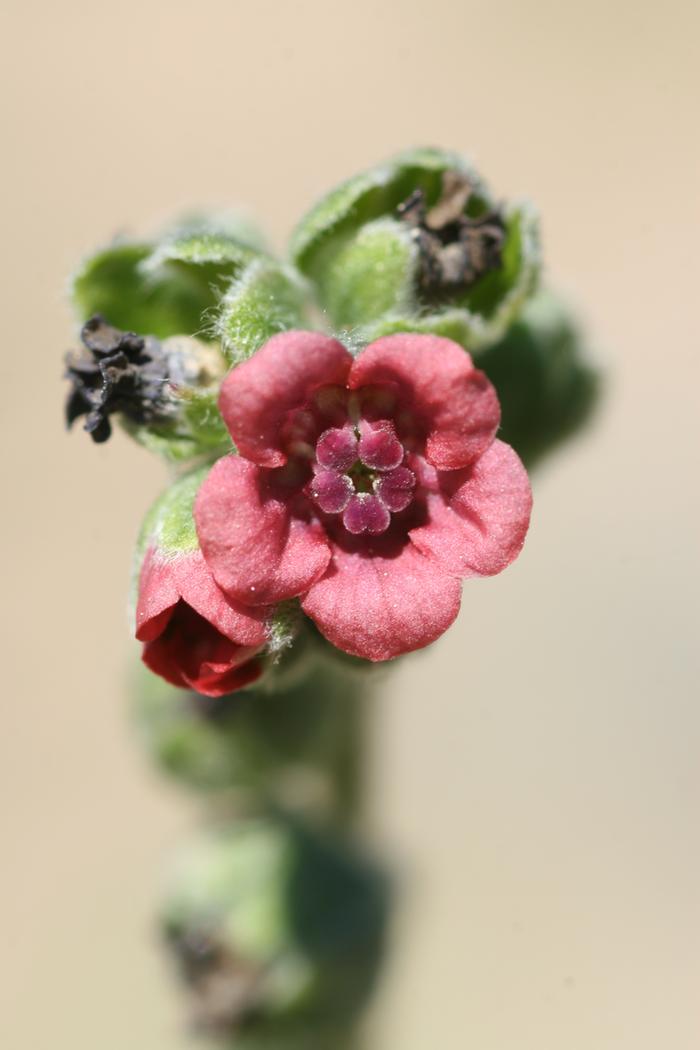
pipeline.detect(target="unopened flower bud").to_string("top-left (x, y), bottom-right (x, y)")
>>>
top-left (133, 470), bottom-right (279, 698)
top-left (161, 817), bottom-right (388, 1044)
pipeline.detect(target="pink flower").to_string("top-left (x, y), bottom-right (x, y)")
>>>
top-left (195, 331), bottom-right (532, 662)
top-left (136, 546), bottom-right (269, 696)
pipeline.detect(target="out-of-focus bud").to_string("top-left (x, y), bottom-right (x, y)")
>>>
top-left (68, 216), bottom-right (310, 460)
top-left (289, 146), bottom-right (540, 351)
top-left (478, 289), bottom-right (600, 467)
top-left (133, 643), bottom-right (366, 813)
top-left (161, 817), bottom-right (389, 1046)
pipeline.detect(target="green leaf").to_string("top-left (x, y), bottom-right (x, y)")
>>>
top-left (478, 289), bottom-right (601, 467)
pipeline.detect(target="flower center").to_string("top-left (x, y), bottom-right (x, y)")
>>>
top-left (309, 421), bottom-right (416, 535)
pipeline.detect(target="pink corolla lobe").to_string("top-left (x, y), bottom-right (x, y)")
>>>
top-left (136, 547), bottom-right (269, 696)
top-left (195, 331), bottom-right (532, 662)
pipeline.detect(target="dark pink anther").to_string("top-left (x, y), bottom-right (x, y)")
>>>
top-left (310, 470), bottom-right (354, 514)
top-left (315, 427), bottom-right (358, 472)
top-left (358, 421), bottom-right (404, 471)
top-left (342, 494), bottom-right (391, 535)
top-left (342, 495), bottom-right (392, 537)
top-left (374, 466), bottom-right (416, 512)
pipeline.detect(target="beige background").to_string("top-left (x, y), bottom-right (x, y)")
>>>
top-left (2, 0), bottom-right (699, 1047)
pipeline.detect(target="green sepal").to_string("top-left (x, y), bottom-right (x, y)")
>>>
top-left (130, 467), bottom-right (208, 625)
top-left (360, 201), bottom-right (540, 350)
top-left (141, 466), bottom-right (208, 556)
top-left (290, 146), bottom-right (475, 271)
top-left (215, 257), bottom-right (311, 365)
top-left (120, 402), bottom-right (229, 465)
top-left (479, 289), bottom-right (601, 468)
top-left (119, 335), bottom-right (233, 465)
top-left (308, 217), bottom-right (417, 332)
top-left (142, 228), bottom-right (257, 287)
top-left (290, 147), bottom-right (540, 350)
top-left (71, 240), bottom-right (219, 339)
top-left (154, 208), bottom-right (269, 254)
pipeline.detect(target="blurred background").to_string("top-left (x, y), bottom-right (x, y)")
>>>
top-left (2, 0), bottom-right (699, 1047)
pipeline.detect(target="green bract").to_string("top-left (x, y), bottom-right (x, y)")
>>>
top-left (161, 817), bottom-right (388, 1042)
top-left (290, 147), bottom-right (540, 351)
top-left (135, 466), bottom-right (207, 564)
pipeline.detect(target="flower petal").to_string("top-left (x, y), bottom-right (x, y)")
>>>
top-left (141, 600), bottom-right (264, 697)
top-left (135, 546), bottom-right (268, 647)
top-left (182, 659), bottom-right (263, 697)
top-left (219, 331), bottom-right (353, 467)
top-left (410, 440), bottom-right (532, 577)
top-left (195, 455), bottom-right (331, 605)
top-left (349, 333), bottom-right (500, 470)
top-left (171, 551), bottom-right (269, 646)
top-left (302, 535), bottom-right (461, 661)
top-left (135, 546), bottom-right (179, 641)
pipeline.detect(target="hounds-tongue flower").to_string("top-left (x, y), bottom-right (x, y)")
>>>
top-left (195, 330), bottom-right (533, 662)
top-left (134, 470), bottom-right (270, 697)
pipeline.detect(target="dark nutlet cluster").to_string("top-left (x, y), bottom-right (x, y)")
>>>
top-left (65, 314), bottom-right (172, 442)
top-left (397, 171), bottom-right (506, 297)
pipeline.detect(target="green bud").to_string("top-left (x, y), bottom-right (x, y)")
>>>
top-left (478, 289), bottom-right (600, 467)
top-left (161, 817), bottom-right (389, 1042)
top-left (290, 147), bottom-right (540, 350)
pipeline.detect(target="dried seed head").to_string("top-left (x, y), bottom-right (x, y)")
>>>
top-left (397, 171), bottom-right (506, 298)
top-left (64, 314), bottom-right (172, 442)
